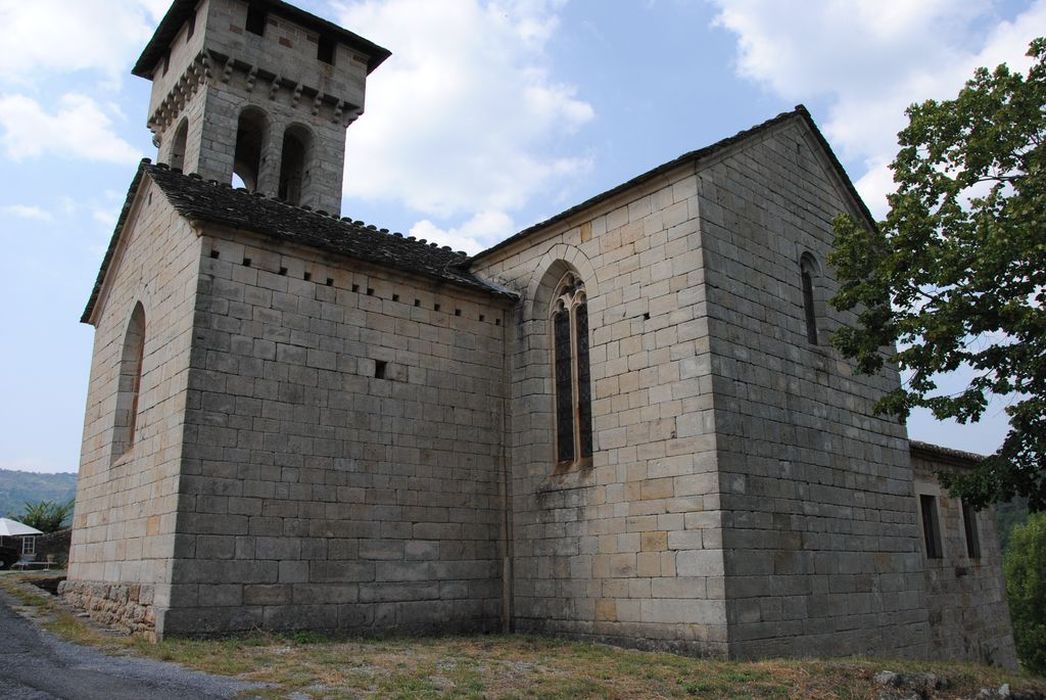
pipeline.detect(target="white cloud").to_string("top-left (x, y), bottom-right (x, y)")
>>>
top-left (711, 0), bottom-right (1046, 216)
top-left (2, 204), bottom-right (52, 222)
top-left (409, 210), bottom-right (517, 255)
top-left (0, 93), bottom-right (142, 163)
top-left (0, 0), bottom-right (162, 85)
top-left (334, 0), bottom-right (594, 245)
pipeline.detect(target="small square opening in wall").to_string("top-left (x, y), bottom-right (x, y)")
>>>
top-left (278, 267), bottom-right (288, 276)
top-left (351, 284), bottom-right (359, 293)
top-left (366, 288), bottom-right (374, 296)
top-left (455, 309), bottom-right (462, 317)
top-left (392, 294), bottom-right (400, 302)
top-left (495, 318), bottom-right (501, 326)
top-left (434, 303), bottom-right (441, 311)
top-left (414, 299), bottom-right (421, 307)
top-left (303, 271), bottom-right (312, 282)
top-left (479, 314), bottom-right (485, 322)
top-left (326, 278), bottom-right (334, 287)
top-left (209, 250), bottom-right (220, 259)
top-left (246, 6), bottom-right (267, 35)
top-left (317, 35), bottom-right (335, 65)
top-left (243, 257), bottom-right (252, 267)
top-left (374, 360), bottom-right (387, 379)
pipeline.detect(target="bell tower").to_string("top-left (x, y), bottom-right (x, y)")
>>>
top-left (133, 0), bottom-right (390, 215)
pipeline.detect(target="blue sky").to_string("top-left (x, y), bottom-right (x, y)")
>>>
top-left (0, 0), bottom-right (1041, 474)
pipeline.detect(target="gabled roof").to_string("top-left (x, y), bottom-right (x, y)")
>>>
top-left (133, 0), bottom-right (391, 78)
top-left (81, 161), bottom-right (515, 323)
top-left (472, 105), bottom-right (877, 262)
top-left (0, 517), bottom-right (43, 537)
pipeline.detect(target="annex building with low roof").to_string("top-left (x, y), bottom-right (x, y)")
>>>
top-left (61, 0), bottom-right (1016, 666)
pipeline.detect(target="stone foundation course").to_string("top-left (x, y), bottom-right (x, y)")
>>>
top-left (58, 580), bottom-right (157, 639)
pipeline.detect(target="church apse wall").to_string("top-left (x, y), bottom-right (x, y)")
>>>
top-left (160, 228), bottom-right (512, 636)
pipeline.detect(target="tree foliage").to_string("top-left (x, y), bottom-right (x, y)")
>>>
top-left (1004, 512), bottom-right (1046, 675)
top-left (829, 39), bottom-right (1046, 510)
top-left (11, 499), bottom-right (74, 533)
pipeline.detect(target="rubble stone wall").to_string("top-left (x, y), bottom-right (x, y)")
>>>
top-left (912, 447), bottom-right (1018, 668)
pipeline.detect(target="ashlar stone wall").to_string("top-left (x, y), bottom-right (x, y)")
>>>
top-left (65, 178), bottom-right (202, 639)
top-left (473, 164), bottom-right (729, 656)
top-left (160, 227), bottom-right (512, 636)
top-left (912, 448), bottom-right (1017, 668)
top-left (695, 119), bottom-right (931, 659)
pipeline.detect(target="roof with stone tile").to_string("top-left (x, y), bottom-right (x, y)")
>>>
top-left (133, 0), bottom-right (391, 78)
top-left (910, 440), bottom-right (986, 467)
top-left (471, 104), bottom-right (876, 263)
top-left (81, 161), bottom-right (515, 323)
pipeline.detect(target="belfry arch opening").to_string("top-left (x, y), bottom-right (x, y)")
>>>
top-left (278, 124), bottom-right (313, 206)
top-left (170, 118), bottom-right (188, 172)
top-left (233, 107), bottom-right (268, 191)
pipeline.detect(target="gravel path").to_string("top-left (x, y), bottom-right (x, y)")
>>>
top-left (0, 588), bottom-right (263, 700)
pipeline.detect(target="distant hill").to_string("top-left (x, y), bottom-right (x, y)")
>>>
top-left (0, 469), bottom-right (77, 520)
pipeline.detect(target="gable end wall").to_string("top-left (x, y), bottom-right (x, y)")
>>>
top-left (696, 119), bottom-right (931, 659)
top-left (64, 180), bottom-right (201, 639)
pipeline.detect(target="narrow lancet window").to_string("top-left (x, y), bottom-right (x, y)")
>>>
top-left (919, 494), bottom-right (943, 559)
top-left (112, 302), bottom-right (146, 462)
top-left (800, 253), bottom-right (820, 345)
top-left (554, 305), bottom-right (574, 463)
top-left (551, 273), bottom-right (593, 467)
top-left (962, 500), bottom-right (981, 559)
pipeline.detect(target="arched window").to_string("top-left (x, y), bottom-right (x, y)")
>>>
top-left (170, 118), bottom-right (188, 172)
top-left (278, 124), bottom-right (313, 206)
top-left (112, 302), bottom-right (146, 461)
top-left (800, 253), bottom-right (820, 345)
top-left (233, 107), bottom-right (268, 191)
top-left (551, 272), bottom-right (593, 466)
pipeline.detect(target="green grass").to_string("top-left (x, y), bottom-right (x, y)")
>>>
top-left (2, 573), bottom-right (1044, 699)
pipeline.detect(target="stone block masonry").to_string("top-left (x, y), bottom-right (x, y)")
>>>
top-left (67, 179), bottom-right (202, 637)
top-left (473, 157), bottom-right (729, 656)
top-left (159, 230), bottom-right (513, 636)
top-left (696, 121), bottom-right (930, 659)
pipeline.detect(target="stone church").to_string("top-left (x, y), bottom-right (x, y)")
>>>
top-left (62, 0), bottom-right (1016, 665)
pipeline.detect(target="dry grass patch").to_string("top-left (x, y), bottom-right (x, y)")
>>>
top-left (1, 574), bottom-right (1043, 699)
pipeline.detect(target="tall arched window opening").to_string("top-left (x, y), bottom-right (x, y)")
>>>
top-left (170, 118), bottom-right (188, 172)
top-left (551, 273), bottom-right (593, 466)
top-left (112, 302), bottom-right (146, 462)
top-left (278, 125), bottom-right (312, 206)
top-left (233, 108), bottom-right (267, 191)
top-left (800, 253), bottom-right (820, 345)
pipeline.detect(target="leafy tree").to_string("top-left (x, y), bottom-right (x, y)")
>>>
top-left (11, 499), bottom-right (74, 533)
top-left (829, 39), bottom-right (1046, 510)
top-left (1004, 512), bottom-right (1046, 675)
